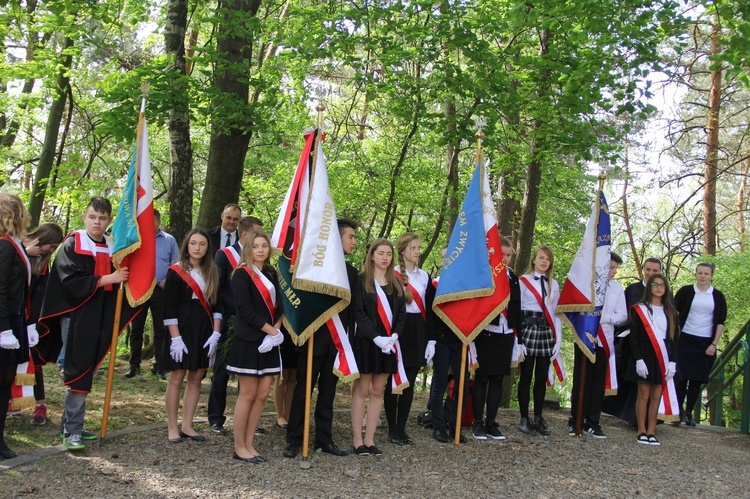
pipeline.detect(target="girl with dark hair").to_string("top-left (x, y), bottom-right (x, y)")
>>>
top-left (386, 233), bottom-right (434, 445)
top-left (626, 273), bottom-right (680, 445)
top-left (674, 263), bottom-right (724, 426)
top-left (23, 223), bottom-right (64, 426)
top-left (227, 230), bottom-right (284, 463)
top-left (351, 239), bottom-right (406, 456)
top-left (163, 229), bottom-right (222, 443)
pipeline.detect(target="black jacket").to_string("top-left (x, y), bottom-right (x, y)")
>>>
top-left (353, 278), bottom-right (406, 341)
top-left (231, 265), bottom-right (282, 342)
top-left (674, 285), bottom-right (727, 337)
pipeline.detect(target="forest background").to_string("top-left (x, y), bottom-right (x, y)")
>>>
top-left (1, 0), bottom-right (749, 425)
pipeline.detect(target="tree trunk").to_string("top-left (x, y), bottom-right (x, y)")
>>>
top-left (196, 0), bottom-right (262, 229)
top-left (738, 158), bottom-right (748, 253)
top-left (444, 100), bottom-right (460, 239)
top-left (164, 0), bottom-right (194, 244)
top-left (703, 12), bottom-right (721, 257)
top-left (515, 27), bottom-right (551, 272)
top-left (28, 37), bottom-right (74, 228)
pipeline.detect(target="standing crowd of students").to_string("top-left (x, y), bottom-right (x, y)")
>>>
top-left (0, 195), bottom-right (727, 462)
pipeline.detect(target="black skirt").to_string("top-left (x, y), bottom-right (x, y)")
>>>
top-left (475, 331), bottom-right (514, 376)
top-left (677, 332), bottom-right (715, 383)
top-left (623, 338), bottom-right (666, 385)
top-left (162, 300), bottom-right (213, 372)
top-left (399, 312), bottom-right (428, 369)
top-left (353, 335), bottom-right (397, 375)
top-left (227, 336), bottom-right (281, 377)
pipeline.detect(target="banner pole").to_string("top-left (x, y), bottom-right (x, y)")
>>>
top-left (454, 345), bottom-right (468, 445)
top-left (575, 350), bottom-right (587, 437)
top-left (301, 333), bottom-right (314, 460)
top-left (100, 283), bottom-right (124, 443)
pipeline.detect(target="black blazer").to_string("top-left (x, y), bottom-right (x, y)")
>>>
top-left (353, 278), bottom-right (406, 341)
top-left (206, 225), bottom-right (238, 256)
top-left (231, 265), bottom-right (282, 342)
top-left (628, 304), bottom-right (677, 362)
top-left (215, 241), bottom-right (241, 325)
top-left (163, 267), bottom-right (222, 333)
top-left (674, 285), bottom-right (727, 337)
top-left (0, 238), bottom-right (29, 332)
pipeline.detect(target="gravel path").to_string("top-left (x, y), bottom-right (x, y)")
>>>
top-left (2, 409), bottom-right (749, 498)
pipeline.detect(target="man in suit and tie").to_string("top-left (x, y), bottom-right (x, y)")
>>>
top-left (206, 203), bottom-right (242, 255)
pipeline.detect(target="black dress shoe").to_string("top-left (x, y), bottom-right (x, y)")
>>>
top-left (178, 430), bottom-right (206, 441)
top-left (168, 437), bottom-right (184, 444)
top-left (387, 434), bottom-right (406, 446)
top-left (210, 423), bottom-right (227, 435)
top-left (0, 448), bottom-right (17, 459)
top-left (399, 432), bottom-right (415, 445)
top-left (124, 366), bottom-right (141, 378)
top-left (233, 451), bottom-right (264, 464)
top-left (433, 428), bottom-right (450, 443)
top-left (315, 442), bottom-right (349, 456)
top-left (283, 443), bottom-right (299, 458)
top-left (534, 416), bottom-right (552, 436)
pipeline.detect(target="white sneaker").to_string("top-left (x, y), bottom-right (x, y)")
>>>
top-left (64, 433), bottom-right (85, 451)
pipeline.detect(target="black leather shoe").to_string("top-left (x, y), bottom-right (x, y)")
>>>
top-left (124, 366), bottom-right (141, 378)
top-left (684, 416), bottom-right (697, 427)
top-left (0, 448), bottom-right (17, 459)
top-left (399, 432), bottom-right (415, 445)
top-left (433, 428), bottom-right (450, 443)
top-left (519, 417), bottom-right (538, 436)
top-left (388, 434), bottom-right (406, 446)
top-left (210, 423), bottom-right (227, 435)
top-left (178, 430), bottom-right (206, 441)
top-left (534, 416), bottom-right (552, 436)
top-left (315, 442), bottom-right (349, 456)
top-left (283, 443), bottom-right (299, 458)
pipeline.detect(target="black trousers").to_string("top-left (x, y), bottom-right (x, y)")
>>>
top-left (127, 285), bottom-right (166, 370)
top-left (286, 348), bottom-right (339, 447)
top-left (428, 341), bottom-right (467, 430)
top-left (207, 332), bottom-right (231, 426)
top-left (0, 364), bottom-right (17, 449)
top-left (569, 346), bottom-right (607, 429)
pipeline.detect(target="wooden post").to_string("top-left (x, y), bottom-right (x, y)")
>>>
top-left (100, 284), bottom-right (124, 440)
top-left (301, 332), bottom-right (314, 459)
top-left (454, 345), bottom-right (468, 444)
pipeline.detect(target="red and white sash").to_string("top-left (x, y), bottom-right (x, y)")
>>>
top-left (519, 275), bottom-right (567, 385)
top-left (170, 264), bottom-right (213, 322)
top-left (633, 303), bottom-right (679, 420)
top-left (10, 355), bottom-right (36, 411)
top-left (394, 269), bottom-right (427, 321)
top-left (597, 324), bottom-right (618, 395)
top-left (326, 314), bottom-right (359, 380)
top-left (220, 246), bottom-right (241, 270)
top-left (74, 230), bottom-right (115, 291)
top-left (245, 265), bottom-right (278, 320)
top-left (374, 281), bottom-right (409, 394)
top-left (3, 236), bottom-right (31, 319)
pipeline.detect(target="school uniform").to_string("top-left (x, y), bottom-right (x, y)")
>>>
top-left (624, 304), bottom-right (677, 384)
top-left (226, 265), bottom-right (282, 377)
top-left (352, 278), bottom-right (406, 375)
top-left (0, 237), bottom-right (31, 367)
top-left (162, 265), bottom-right (222, 372)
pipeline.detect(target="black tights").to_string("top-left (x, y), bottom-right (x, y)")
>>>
top-left (0, 364), bottom-right (17, 449)
top-left (384, 366), bottom-right (420, 437)
top-left (677, 379), bottom-right (704, 417)
top-left (518, 355), bottom-right (551, 419)
top-left (473, 374), bottom-right (504, 425)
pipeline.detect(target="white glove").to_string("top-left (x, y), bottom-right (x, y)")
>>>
top-left (258, 334), bottom-right (275, 353)
top-left (600, 315), bottom-right (611, 325)
top-left (270, 330), bottom-right (285, 347)
top-left (27, 324), bottom-right (39, 348)
top-left (373, 335), bottom-right (395, 354)
top-left (468, 342), bottom-right (478, 366)
top-left (0, 330), bottom-right (20, 350)
top-left (203, 331), bottom-right (221, 358)
top-left (665, 362), bottom-right (677, 380)
top-left (170, 336), bottom-right (188, 363)
top-left (551, 340), bottom-right (561, 358)
top-left (424, 340), bottom-right (436, 364)
top-left (519, 343), bottom-right (528, 359)
top-left (636, 359), bottom-right (649, 378)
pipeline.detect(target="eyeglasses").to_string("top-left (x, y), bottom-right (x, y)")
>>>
top-left (650, 283), bottom-right (666, 289)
